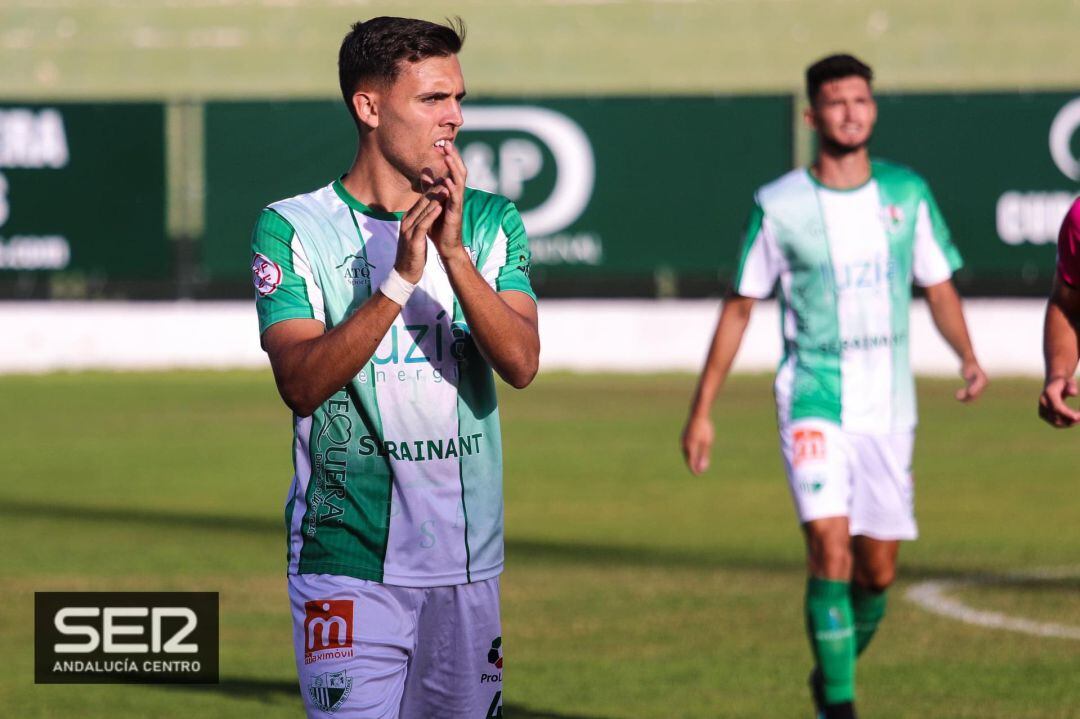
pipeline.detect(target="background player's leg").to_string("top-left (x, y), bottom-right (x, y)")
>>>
top-left (803, 516), bottom-right (857, 712)
top-left (847, 429), bottom-right (914, 664)
top-left (781, 421), bottom-right (858, 717)
top-left (851, 536), bottom-right (898, 656)
top-left (398, 577), bottom-right (503, 719)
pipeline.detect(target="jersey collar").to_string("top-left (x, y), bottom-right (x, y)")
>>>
top-left (333, 178), bottom-right (404, 221)
top-left (804, 166), bottom-right (875, 193)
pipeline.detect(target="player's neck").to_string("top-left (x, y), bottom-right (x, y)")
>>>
top-left (810, 149), bottom-right (871, 190)
top-left (341, 149), bottom-right (420, 214)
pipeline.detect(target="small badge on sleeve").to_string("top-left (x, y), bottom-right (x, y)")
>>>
top-left (252, 253), bottom-right (282, 296)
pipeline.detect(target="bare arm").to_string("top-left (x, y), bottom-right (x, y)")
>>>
top-left (262, 189), bottom-right (444, 416)
top-left (428, 141), bottom-right (540, 389)
top-left (1039, 275), bottom-right (1080, 427)
top-left (262, 299), bottom-right (399, 416)
top-left (443, 252), bottom-right (539, 388)
top-left (681, 294), bottom-right (756, 475)
top-left (923, 279), bottom-right (988, 402)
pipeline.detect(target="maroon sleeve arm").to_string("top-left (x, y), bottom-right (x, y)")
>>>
top-left (1056, 198), bottom-right (1080, 288)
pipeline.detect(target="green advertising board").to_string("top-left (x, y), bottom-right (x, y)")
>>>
top-left (204, 91), bottom-right (1080, 297)
top-left (203, 97), bottom-right (793, 295)
top-left (0, 103), bottom-right (167, 289)
top-left (1, 94), bottom-right (1078, 299)
top-left (872, 92), bottom-right (1080, 293)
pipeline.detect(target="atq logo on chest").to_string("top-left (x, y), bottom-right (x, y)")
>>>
top-left (336, 253), bottom-right (376, 287)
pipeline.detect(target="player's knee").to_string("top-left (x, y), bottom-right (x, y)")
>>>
top-left (855, 565), bottom-right (895, 592)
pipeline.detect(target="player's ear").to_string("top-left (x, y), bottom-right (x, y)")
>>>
top-left (802, 104), bottom-right (817, 130)
top-left (353, 91), bottom-right (379, 130)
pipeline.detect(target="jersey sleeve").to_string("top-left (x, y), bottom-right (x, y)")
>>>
top-left (251, 208), bottom-right (326, 335)
top-left (911, 183), bottom-right (963, 287)
top-left (1056, 198), bottom-right (1080, 288)
top-left (480, 201), bottom-right (537, 302)
top-left (731, 200), bottom-right (781, 298)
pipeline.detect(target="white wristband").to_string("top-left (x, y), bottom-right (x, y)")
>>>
top-left (379, 268), bottom-right (417, 307)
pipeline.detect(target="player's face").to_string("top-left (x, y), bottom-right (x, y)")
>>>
top-left (806, 76), bottom-right (877, 154)
top-left (374, 55), bottom-right (466, 186)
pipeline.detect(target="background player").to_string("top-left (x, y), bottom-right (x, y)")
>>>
top-left (1039, 197), bottom-right (1080, 427)
top-left (681, 54), bottom-right (987, 719)
top-left (251, 17), bottom-right (538, 718)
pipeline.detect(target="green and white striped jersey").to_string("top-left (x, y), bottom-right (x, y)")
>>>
top-left (733, 161), bottom-right (962, 434)
top-left (252, 179), bottom-right (535, 587)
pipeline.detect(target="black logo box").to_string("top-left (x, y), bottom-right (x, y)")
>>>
top-left (35, 592), bottom-right (219, 684)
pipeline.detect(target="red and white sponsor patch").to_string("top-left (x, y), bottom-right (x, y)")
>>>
top-left (252, 252), bottom-right (282, 296)
top-left (793, 429), bottom-right (826, 468)
top-left (304, 599), bottom-right (353, 659)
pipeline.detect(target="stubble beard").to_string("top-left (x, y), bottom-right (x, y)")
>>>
top-left (818, 131), bottom-right (871, 158)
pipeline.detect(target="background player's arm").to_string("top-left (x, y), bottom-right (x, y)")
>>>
top-left (682, 294), bottom-right (755, 475)
top-left (913, 185), bottom-right (986, 403)
top-left (428, 140), bottom-right (540, 389)
top-left (1039, 275), bottom-right (1080, 427)
top-left (683, 200), bottom-right (778, 475)
top-left (922, 279), bottom-right (987, 402)
top-left (262, 191), bottom-right (443, 417)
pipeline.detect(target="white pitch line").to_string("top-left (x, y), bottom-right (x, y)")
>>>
top-left (905, 570), bottom-right (1080, 641)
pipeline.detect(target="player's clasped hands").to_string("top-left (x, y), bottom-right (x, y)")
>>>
top-left (393, 141), bottom-right (467, 284)
top-left (394, 177), bottom-right (445, 284)
top-left (428, 139), bottom-right (467, 257)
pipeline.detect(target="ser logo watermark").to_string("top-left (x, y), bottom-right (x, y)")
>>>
top-left (35, 592), bottom-right (219, 684)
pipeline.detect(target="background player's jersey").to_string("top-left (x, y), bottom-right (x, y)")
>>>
top-left (733, 161), bottom-right (962, 434)
top-left (1055, 197), bottom-right (1080, 288)
top-left (252, 180), bottom-right (535, 587)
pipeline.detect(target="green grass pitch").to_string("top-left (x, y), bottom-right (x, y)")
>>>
top-left (1, 370), bottom-right (1078, 717)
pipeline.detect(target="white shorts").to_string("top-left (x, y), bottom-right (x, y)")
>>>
top-left (779, 419), bottom-right (918, 541)
top-left (289, 574), bottom-right (503, 719)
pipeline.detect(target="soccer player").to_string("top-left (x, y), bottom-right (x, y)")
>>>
top-left (681, 54), bottom-right (987, 719)
top-left (250, 17), bottom-right (538, 718)
top-left (1039, 197), bottom-right (1080, 427)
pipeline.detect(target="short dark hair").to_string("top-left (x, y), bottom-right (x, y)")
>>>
top-left (805, 54), bottom-right (873, 103)
top-left (338, 16), bottom-right (466, 119)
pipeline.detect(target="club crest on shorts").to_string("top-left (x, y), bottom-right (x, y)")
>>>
top-left (796, 475), bottom-right (826, 495)
top-left (308, 669), bottom-right (352, 713)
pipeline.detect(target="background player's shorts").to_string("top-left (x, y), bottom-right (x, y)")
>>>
top-left (289, 573), bottom-right (503, 719)
top-left (778, 419), bottom-right (918, 541)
